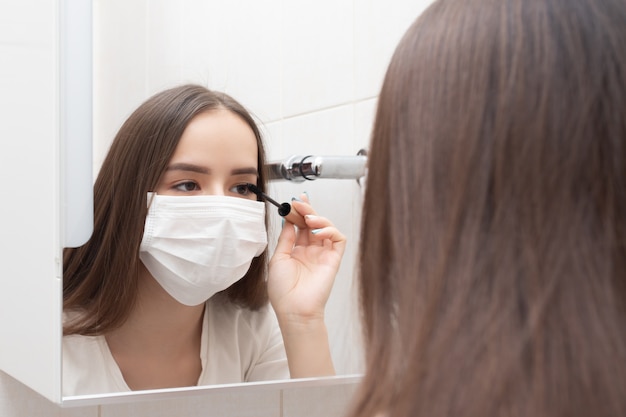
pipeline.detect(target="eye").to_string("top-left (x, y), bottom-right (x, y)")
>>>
top-left (230, 183), bottom-right (252, 197)
top-left (173, 181), bottom-right (200, 192)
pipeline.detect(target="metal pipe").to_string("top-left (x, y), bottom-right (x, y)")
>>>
top-left (265, 152), bottom-right (367, 182)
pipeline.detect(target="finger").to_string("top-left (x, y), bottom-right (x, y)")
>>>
top-left (290, 199), bottom-right (317, 218)
top-left (279, 193), bottom-right (312, 229)
top-left (283, 208), bottom-right (307, 229)
top-left (289, 198), bottom-right (317, 246)
top-left (302, 214), bottom-right (335, 231)
top-left (309, 225), bottom-right (347, 249)
top-left (272, 221), bottom-right (297, 258)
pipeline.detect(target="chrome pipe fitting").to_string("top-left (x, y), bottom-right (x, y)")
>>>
top-left (266, 150), bottom-right (367, 182)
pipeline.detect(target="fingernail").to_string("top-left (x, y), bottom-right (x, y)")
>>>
top-left (305, 214), bottom-right (318, 220)
top-left (281, 218), bottom-right (285, 227)
top-left (291, 197), bottom-right (302, 202)
top-left (303, 191), bottom-right (309, 200)
top-left (311, 228), bottom-right (322, 234)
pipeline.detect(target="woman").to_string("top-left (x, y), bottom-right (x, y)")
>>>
top-left (62, 84), bottom-right (345, 395)
top-left (351, 0), bottom-right (626, 416)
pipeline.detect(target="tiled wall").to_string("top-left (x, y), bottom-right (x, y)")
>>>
top-left (1, 0), bottom-right (432, 415)
top-left (0, 371), bottom-right (360, 417)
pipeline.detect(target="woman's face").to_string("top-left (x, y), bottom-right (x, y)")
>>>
top-left (154, 109), bottom-right (259, 200)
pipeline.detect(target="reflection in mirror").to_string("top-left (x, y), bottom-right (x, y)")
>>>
top-left (63, 84), bottom-right (347, 396)
top-left (59, 0), bottom-right (429, 403)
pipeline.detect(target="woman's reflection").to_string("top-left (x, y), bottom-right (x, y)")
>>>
top-left (62, 84), bottom-right (346, 396)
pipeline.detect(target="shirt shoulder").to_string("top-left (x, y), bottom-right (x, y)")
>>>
top-left (62, 312), bottom-right (129, 397)
top-left (200, 298), bottom-right (289, 384)
top-left (62, 333), bottom-right (130, 397)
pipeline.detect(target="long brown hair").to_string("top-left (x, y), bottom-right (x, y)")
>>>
top-left (351, 0), bottom-right (626, 416)
top-left (63, 84), bottom-right (270, 336)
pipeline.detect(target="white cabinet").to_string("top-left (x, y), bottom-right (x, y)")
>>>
top-left (0, 0), bottom-right (93, 404)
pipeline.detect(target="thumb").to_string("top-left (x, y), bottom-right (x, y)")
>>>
top-left (272, 221), bottom-right (296, 258)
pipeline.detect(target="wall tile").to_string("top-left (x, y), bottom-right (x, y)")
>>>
top-left (269, 104), bottom-right (364, 375)
top-left (354, 0), bottom-right (433, 99)
top-left (259, 62), bottom-right (375, 364)
top-left (178, 0), bottom-right (214, 87)
top-left (282, 0), bottom-right (354, 117)
top-left (354, 98), bottom-right (377, 151)
top-left (282, 380), bottom-right (359, 417)
top-left (93, 0), bottom-right (150, 174)
top-left (273, 103), bottom-right (356, 222)
top-left (181, 0), bottom-right (283, 123)
top-left (145, 0), bottom-right (184, 93)
top-left (100, 387), bottom-right (281, 417)
top-left (260, 120), bottom-right (284, 162)
top-left (281, 103), bottom-right (355, 155)
top-left (0, 372), bottom-right (97, 417)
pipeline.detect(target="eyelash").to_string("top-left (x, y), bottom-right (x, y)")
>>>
top-left (231, 183), bottom-right (252, 196)
top-left (172, 181), bottom-right (253, 196)
top-left (173, 181), bottom-right (199, 192)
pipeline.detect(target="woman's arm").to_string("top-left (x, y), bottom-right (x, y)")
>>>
top-left (267, 194), bottom-right (346, 377)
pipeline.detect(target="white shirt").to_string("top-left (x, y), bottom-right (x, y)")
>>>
top-left (62, 298), bottom-right (289, 397)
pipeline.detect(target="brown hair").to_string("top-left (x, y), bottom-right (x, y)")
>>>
top-left (351, 0), bottom-right (626, 416)
top-left (63, 84), bottom-right (270, 335)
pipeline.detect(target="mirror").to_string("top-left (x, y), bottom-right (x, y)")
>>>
top-left (0, 0), bottom-right (431, 407)
top-left (88, 0), bottom-right (372, 399)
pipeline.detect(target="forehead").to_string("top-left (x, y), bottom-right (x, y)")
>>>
top-left (170, 109), bottom-right (259, 166)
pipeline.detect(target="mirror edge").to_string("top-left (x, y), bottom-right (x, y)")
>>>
top-left (60, 374), bottom-right (363, 408)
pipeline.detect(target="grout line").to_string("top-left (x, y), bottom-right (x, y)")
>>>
top-left (266, 95), bottom-right (378, 125)
top-left (352, 0), bottom-right (357, 103)
top-left (279, 0), bottom-right (284, 126)
top-left (144, 0), bottom-right (150, 95)
top-left (352, 0), bottom-right (358, 153)
top-left (178, 0), bottom-right (183, 81)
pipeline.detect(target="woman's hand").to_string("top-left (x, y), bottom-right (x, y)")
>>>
top-left (268, 192), bottom-right (346, 324)
top-left (267, 192), bottom-right (346, 378)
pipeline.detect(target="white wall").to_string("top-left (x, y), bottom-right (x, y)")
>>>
top-left (0, 0), bottom-right (432, 415)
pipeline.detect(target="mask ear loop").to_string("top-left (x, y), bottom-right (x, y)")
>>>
top-left (146, 191), bottom-right (157, 208)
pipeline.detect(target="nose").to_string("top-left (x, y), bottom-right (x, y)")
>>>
top-left (204, 183), bottom-right (225, 196)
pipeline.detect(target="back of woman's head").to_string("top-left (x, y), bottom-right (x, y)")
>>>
top-left (63, 84), bottom-right (270, 335)
top-left (354, 0), bottom-right (626, 416)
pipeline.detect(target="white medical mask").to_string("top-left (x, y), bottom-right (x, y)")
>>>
top-left (139, 193), bottom-right (268, 306)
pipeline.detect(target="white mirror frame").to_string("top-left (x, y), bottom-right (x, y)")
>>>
top-left (61, 374), bottom-right (362, 408)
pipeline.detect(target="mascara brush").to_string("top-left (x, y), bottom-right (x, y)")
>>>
top-left (246, 183), bottom-right (307, 228)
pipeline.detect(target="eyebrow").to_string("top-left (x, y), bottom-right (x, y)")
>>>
top-left (166, 163), bottom-right (209, 174)
top-left (166, 163), bottom-right (258, 176)
top-left (231, 167), bottom-right (259, 176)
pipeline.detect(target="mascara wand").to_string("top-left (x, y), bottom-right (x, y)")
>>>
top-left (246, 183), bottom-right (307, 228)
